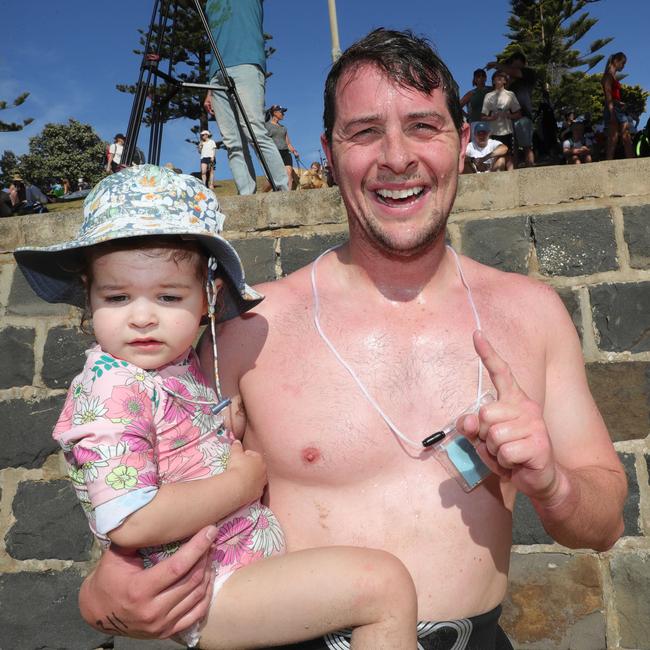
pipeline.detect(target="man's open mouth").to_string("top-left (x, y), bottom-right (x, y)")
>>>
top-left (375, 186), bottom-right (425, 206)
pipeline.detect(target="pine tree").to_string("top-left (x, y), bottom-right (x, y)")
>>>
top-left (0, 92), bottom-right (34, 132)
top-left (117, 0), bottom-right (274, 144)
top-left (503, 0), bottom-right (612, 88)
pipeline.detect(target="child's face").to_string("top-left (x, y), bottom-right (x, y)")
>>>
top-left (88, 248), bottom-right (213, 370)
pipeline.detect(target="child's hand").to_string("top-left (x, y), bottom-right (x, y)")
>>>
top-left (228, 440), bottom-right (268, 504)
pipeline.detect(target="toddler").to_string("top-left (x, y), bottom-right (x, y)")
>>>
top-left (15, 165), bottom-right (417, 649)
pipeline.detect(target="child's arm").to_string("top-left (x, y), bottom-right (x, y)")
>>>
top-left (108, 441), bottom-right (266, 548)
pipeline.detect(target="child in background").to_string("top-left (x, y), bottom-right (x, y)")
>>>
top-left (15, 165), bottom-right (417, 649)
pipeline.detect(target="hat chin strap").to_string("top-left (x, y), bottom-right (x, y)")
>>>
top-left (207, 256), bottom-right (231, 415)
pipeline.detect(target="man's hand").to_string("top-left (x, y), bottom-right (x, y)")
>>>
top-left (79, 526), bottom-right (217, 639)
top-left (204, 92), bottom-right (214, 116)
top-left (459, 330), bottom-right (562, 504)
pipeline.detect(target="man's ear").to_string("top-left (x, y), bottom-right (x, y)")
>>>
top-left (458, 122), bottom-right (471, 173)
top-left (320, 133), bottom-right (336, 184)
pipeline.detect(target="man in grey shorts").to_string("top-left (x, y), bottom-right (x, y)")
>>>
top-left (79, 29), bottom-right (626, 650)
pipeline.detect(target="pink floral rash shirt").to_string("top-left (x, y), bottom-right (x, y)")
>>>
top-left (53, 345), bottom-right (285, 573)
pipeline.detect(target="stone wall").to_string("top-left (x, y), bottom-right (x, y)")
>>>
top-left (1, 159), bottom-right (649, 650)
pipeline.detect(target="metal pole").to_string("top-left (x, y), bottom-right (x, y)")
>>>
top-left (327, 0), bottom-right (342, 62)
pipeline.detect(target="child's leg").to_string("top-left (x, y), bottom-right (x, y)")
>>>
top-left (198, 546), bottom-right (417, 650)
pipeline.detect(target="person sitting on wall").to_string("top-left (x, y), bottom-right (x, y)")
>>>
top-left (562, 119), bottom-right (592, 164)
top-left (464, 121), bottom-right (508, 173)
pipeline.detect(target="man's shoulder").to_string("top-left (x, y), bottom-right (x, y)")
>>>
top-left (254, 265), bottom-right (313, 312)
top-left (462, 255), bottom-right (563, 312)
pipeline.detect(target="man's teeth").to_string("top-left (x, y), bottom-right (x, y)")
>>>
top-left (376, 187), bottom-right (423, 200)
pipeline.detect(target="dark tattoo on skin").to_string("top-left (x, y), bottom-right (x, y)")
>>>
top-left (96, 612), bottom-right (128, 634)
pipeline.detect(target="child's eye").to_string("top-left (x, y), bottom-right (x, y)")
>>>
top-left (106, 295), bottom-right (128, 303)
top-left (160, 295), bottom-right (182, 303)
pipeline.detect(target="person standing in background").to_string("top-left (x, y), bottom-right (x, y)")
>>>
top-left (481, 71), bottom-right (521, 171)
top-left (203, 0), bottom-right (288, 194)
top-left (602, 52), bottom-right (634, 160)
top-left (198, 129), bottom-right (217, 188)
top-left (487, 53), bottom-right (536, 167)
top-left (106, 134), bottom-right (125, 173)
top-left (460, 68), bottom-right (491, 129)
top-left (265, 105), bottom-right (299, 189)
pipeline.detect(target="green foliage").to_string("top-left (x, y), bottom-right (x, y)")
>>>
top-left (0, 150), bottom-right (20, 186)
top-left (117, 1), bottom-right (215, 133)
top-left (551, 72), bottom-right (603, 118)
top-left (0, 92), bottom-right (34, 132)
top-left (19, 119), bottom-right (107, 187)
top-left (498, 0), bottom-right (612, 91)
top-left (620, 84), bottom-right (649, 120)
top-left (118, 1), bottom-right (275, 139)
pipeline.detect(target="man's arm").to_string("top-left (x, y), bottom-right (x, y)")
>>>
top-left (486, 61), bottom-right (523, 80)
top-left (461, 305), bottom-right (626, 551)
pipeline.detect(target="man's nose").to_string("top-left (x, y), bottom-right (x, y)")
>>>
top-left (378, 129), bottom-right (417, 174)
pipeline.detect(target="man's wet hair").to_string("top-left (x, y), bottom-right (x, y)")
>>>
top-left (323, 28), bottom-right (463, 143)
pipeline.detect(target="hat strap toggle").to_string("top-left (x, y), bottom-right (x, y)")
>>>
top-left (207, 256), bottom-right (231, 415)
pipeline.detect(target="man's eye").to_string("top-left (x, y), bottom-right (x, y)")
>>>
top-left (352, 127), bottom-right (378, 139)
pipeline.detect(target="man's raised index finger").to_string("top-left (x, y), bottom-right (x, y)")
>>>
top-left (473, 330), bottom-right (518, 398)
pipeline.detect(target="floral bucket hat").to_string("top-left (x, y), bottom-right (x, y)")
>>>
top-left (14, 164), bottom-right (262, 323)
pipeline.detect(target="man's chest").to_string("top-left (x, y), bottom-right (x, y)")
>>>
top-left (239, 307), bottom-right (530, 483)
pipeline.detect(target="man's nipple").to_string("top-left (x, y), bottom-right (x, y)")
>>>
top-left (301, 446), bottom-right (321, 464)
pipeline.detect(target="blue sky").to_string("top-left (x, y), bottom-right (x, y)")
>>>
top-left (2, 0), bottom-right (648, 181)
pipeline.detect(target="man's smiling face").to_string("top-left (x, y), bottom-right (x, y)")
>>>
top-left (322, 63), bottom-right (469, 257)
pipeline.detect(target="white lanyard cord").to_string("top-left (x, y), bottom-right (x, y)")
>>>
top-left (310, 245), bottom-right (484, 449)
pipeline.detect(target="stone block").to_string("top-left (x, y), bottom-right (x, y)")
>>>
top-left (619, 452), bottom-right (641, 536)
top-left (7, 264), bottom-right (74, 316)
top-left (0, 569), bottom-right (109, 650)
top-left (518, 163), bottom-right (607, 207)
top-left (623, 204), bottom-right (650, 269)
top-left (590, 283), bottom-right (650, 352)
top-left (531, 209), bottom-right (617, 277)
top-left (221, 193), bottom-right (264, 231)
top-left (501, 552), bottom-right (605, 649)
top-left (556, 287), bottom-right (583, 341)
top-left (42, 326), bottom-right (95, 389)
top-left (512, 493), bottom-right (553, 545)
top-left (4, 209), bottom-right (82, 250)
top-left (603, 157), bottom-right (650, 198)
top-left (280, 233), bottom-right (349, 276)
top-left (265, 187), bottom-right (347, 229)
top-left (586, 361), bottom-right (650, 442)
top-left (586, 362), bottom-right (650, 442)
top-left (6, 479), bottom-right (94, 561)
top-left (0, 395), bottom-right (63, 469)
top-left (0, 326), bottom-right (35, 388)
top-left (231, 237), bottom-right (277, 285)
top-left (454, 171), bottom-right (519, 212)
top-left (460, 216), bottom-right (531, 273)
top-left (610, 553), bottom-right (650, 649)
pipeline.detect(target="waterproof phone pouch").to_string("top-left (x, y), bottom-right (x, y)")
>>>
top-left (433, 392), bottom-right (495, 492)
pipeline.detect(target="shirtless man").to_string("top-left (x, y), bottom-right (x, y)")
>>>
top-left (78, 28), bottom-right (626, 648)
